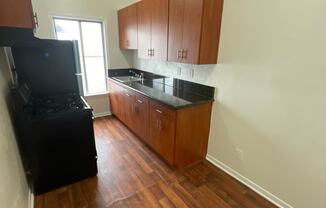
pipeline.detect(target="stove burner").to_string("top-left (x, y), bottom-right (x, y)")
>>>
top-left (31, 93), bottom-right (85, 116)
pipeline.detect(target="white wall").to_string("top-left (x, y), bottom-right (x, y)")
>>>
top-left (31, 0), bottom-right (136, 116)
top-left (132, 0), bottom-right (326, 208)
top-left (0, 48), bottom-right (30, 208)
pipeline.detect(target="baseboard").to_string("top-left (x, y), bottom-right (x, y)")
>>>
top-left (28, 188), bottom-right (34, 208)
top-left (206, 154), bottom-right (293, 208)
top-left (93, 111), bottom-right (112, 118)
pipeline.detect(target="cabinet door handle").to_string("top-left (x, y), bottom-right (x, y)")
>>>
top-left (137, 99), bottom-right (143, 104)
top-left (155, 109), bottom-right (163, 114)
top-left (148, 49), bottom-right (151, 56)
top-left (33, 13), bottom-right (39, 28)
top-left (181, 49), bottom-right (188, 59)
top-left (125, 93), bottom-right (130, 97)
top-left (156, 120), bottom-right (159, 129)
top-left (151, 48), bottom-right (154, 56)
top-left (177, 50), bottom-right (182, 59)
top-left (158, 120), bottom-right (163, 129)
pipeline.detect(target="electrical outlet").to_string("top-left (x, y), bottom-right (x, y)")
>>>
top-left (177, 67), bottom-right (182, 76)
top-left (190, 68), bottom-right (195, 78)
top-left (236, 148), bottom-right (244, 160)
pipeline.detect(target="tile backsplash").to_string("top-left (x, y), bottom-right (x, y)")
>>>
top-left (132, 52), bottom-right (218, 88)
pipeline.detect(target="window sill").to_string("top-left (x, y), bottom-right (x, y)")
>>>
top-left (85, 91), bottom-right (109, 98)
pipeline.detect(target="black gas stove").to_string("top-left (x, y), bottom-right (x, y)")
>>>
top-left (10, 40), bottom-right (98, 195)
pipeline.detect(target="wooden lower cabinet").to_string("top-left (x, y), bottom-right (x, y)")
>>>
top-left (133, 94), bottom-right (150, 144)
top-left (150, 101), bottom-right (176, 166)
top-left (109, 81), bottom-right (212, 169)
top-left (108, 82), bottom-right (126, 122)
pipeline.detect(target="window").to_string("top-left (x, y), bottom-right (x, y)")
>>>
top-left (53, 18), bottom-right (107, 95)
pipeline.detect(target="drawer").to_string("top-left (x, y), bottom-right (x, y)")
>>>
top-left (150, 100), bottom-right (176, 119)
top-left (135, 94), bottom-right (149, 105)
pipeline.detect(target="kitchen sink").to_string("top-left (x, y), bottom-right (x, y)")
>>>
top-left (112, 76), bottom-right (144, 83)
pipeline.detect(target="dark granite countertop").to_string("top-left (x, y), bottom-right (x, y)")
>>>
top-left (108, 69), bottom-right (215, 109)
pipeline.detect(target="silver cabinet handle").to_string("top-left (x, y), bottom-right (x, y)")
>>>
top-left (33, 13), bottom-right (39, 28)
top-left (148, 49), bottom-right (151, 56)
top-left (155, 109), bottom-right (163, 114)
top-left (125, 93), bottom-right (130, 97)
top-left (182, 49), bottom-right (187, 59)
top-left (156, 120), bottom-right (159, 129)
top-left (156, 120), bottom-right (163, 129)
top-left (137, 99), bottom-right (143, 104)
top-left (177, 50), bottom-right (182, 59)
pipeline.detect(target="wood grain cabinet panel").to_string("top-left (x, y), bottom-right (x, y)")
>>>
top-left (0, 0), bottom-right (35, 28)
top-left (133, 94), bottom-right (150, 144)
top-left (122, 90), bottom-right (135, 128)
top-left (137, 0), bottom-right (168, 61)
top-left (118, 4), bottom-right (138, 49)
top-left (108, 82), bottom-right (126, 123)
top-left (168, 0), bottom-right (224, 64)
top-left (137, 0), bottom-right (152, 58)
top-left (167, 0), bottom-right (184, 62)
top-left (150, 0), bottom-right (169, 60)
top-left (150, 101), bottom-right (176, 166)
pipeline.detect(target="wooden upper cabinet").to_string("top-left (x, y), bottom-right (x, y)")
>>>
top-left (137, 0), bottom-right (168, 61)
top-left (0, 0), bottom-right (35, 29)
top-left (167, 0), bottom-right (184, 62)
top-left (137, 0), bottom-right (152, 58)
top-left (150, 0), bottom-right (169, 61)
top-left (118, 4), bottom-right (138, 49)
top-left (168, 0), bottom-right (224, 64)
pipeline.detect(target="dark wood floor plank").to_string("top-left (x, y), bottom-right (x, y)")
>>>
top-left (35, 116), bottom-right (277, 208)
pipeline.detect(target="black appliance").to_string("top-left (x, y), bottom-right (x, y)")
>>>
top-left (10, 40), bottom-right (98, 195)
top-left (0, 27), bottom-right (48, 47)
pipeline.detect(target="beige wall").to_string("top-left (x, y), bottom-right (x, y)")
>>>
top-left (0, 48), bottom-right (30, 207)
top-left (132, 0), bottom-right (326, 208)
top-left (31, 0), bottom-right (136, 115)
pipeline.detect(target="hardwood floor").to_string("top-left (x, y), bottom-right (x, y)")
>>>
top-left (35, 116), bottom-right (277, 208)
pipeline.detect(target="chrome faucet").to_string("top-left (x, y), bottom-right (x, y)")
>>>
top-left (129, 70), bottom-right (139, 77)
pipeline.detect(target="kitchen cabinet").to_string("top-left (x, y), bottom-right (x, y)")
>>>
top-left (133, 94), bottom-right (150, 144)
top-left (118, 4), bottom-right (138, 49)
top-left (122, 90), bottom-right (135, 128)
top-left (109, 80), bottom-right (213, 169)
top-left (168, 0), bottom-right (224, 64)
top-left (108, 82), bottom-right (126, 123)
top-left (109, 81), bottom-right (150, 144)
top-left (150, 101), bottom-right (176, 166)
top-left (0, 0), bottom-right (36, 29)
top-left (137, 0), bottom-right (168, 60)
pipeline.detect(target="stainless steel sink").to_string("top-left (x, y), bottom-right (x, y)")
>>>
top-left (112, 76), bottom-right (143, 83)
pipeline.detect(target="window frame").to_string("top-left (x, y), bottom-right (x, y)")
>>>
top-left (52, 16), bottom-right (109, 96)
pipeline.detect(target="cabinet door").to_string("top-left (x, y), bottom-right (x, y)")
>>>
top-left (109, 82), bottom-right (126, 122)
top-left (122, 89), bottom-right (135, 129)
top-left (168, 0), bottom-right (184, 62)
top-left (150, 101), bottom-right (176, 166)
top-left (182, 0), bottom-right (203, 64)
top-left (137, 0), bottom-right (152, 59)
top-left (151, 0), bottom-right (169, 61)
top-left (118, 8), bottom-right (127, 48)
top-left (0, 0), bottom-right (34, 28)
top-left (133, 95), bottom-right (150, 143)
top-left (118, 4), bottom-right (138, 49)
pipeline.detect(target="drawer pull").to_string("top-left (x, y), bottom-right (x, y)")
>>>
top-left (155, 109), bottom-right (163, 114)
top-left (137, 99), bottom-right (143, 104)
top-left (125, 93), bottom-right (130, 97)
